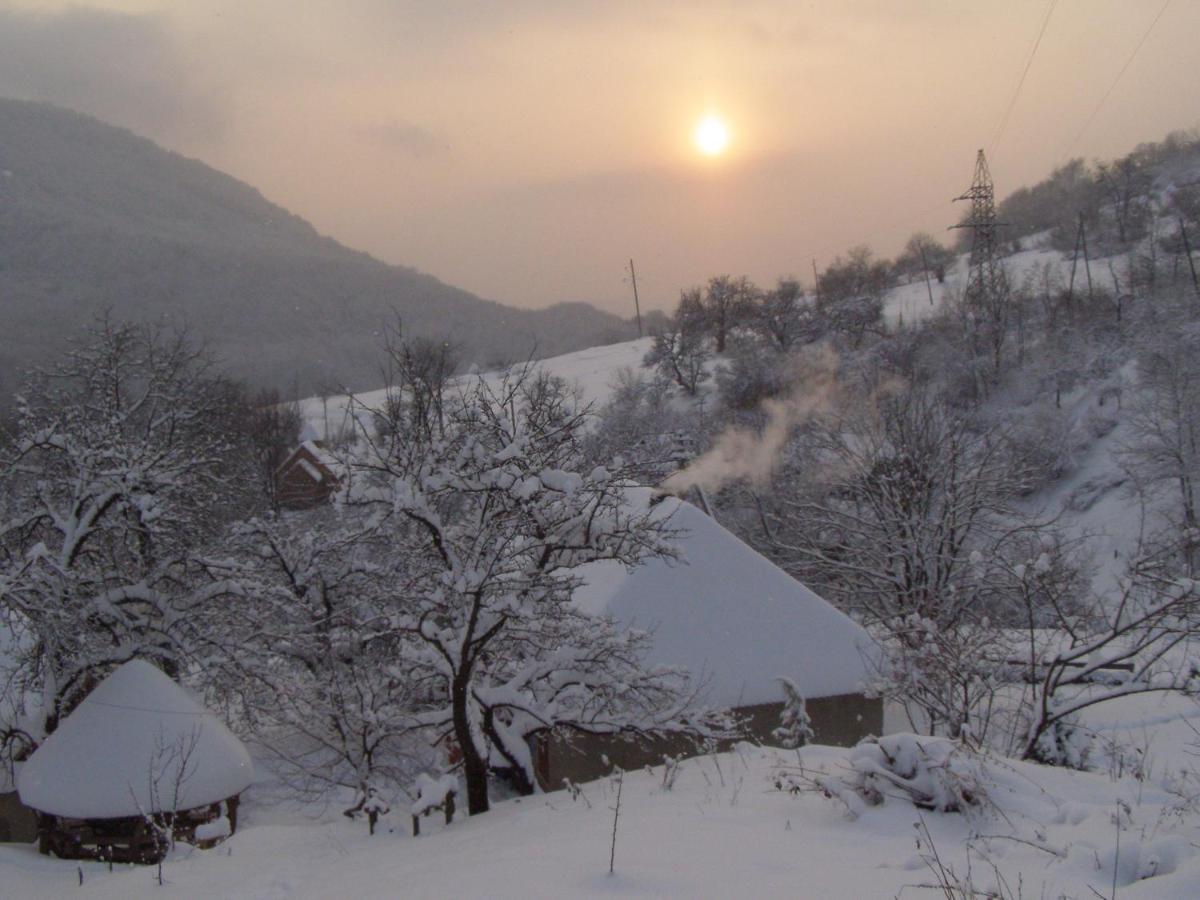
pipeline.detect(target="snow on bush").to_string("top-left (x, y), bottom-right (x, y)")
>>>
top-left (1027, 715), bottom-right (1093, 770)
top-left (410, 774), bottom-right (458, 816)
top-left (772, 678), bottom-right (814, 749)
top-left (794, 734), bottom-right (993, 820)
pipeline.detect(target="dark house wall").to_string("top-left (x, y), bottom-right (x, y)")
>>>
top-left (0, 791), bottom-right (37, 843)
top-left (535, 692), bottom-right (882, 790)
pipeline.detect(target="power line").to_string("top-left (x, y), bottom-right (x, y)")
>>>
top-left (991, 0), bottom-right (1058, 154)
top-left (86, 698), bottom-right (215, 716)
top-left (1060, 0), bottom-right (1172, 162)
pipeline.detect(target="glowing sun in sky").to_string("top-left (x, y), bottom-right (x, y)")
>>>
top-left (694, 115), bottom-right (730, 157)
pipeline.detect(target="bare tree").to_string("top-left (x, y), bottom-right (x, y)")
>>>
top-left (643, 300), bottom-right (711, 396)
top-left (1095, 155), bottom-right (1152, 248)
top-left (1006, 533), bottom-right (1200, 764)
top-left (0, 317), bottom-right (253, 752)
top-left (344, 367), bottom-right (722, 815)
top-left (586, 368), bottom-right (703, 484)
top-left (1123, 318), bottom-right (1200, 573)
top-left (764, 387), bottom-right (1042, 739)
top-left (243, 387), bottom-right (304, 510)
top-left (220, 512), bottom-right (435, 807)
top-left (748, 278), bottom-right (820, 352)
top-left (379, 325), bottom-right (461, 441)
top-left (700, 275), bottom-right (756, 353)
top-left (895, 232), bottom-right (955, 286)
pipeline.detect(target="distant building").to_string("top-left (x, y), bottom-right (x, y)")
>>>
top-left (17, 660), bottom-right (254, 863)
top-left (534, 494), bottom-right (882, 788)
top-left (275, 440), bottom-right (340, 509)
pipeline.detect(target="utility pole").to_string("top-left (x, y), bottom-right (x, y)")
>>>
top-left (918, 244), bottom-right (936, 307)
top-left (1080, 215), bottom-right (1094, 303)
top-left (628, 259), bottom-right (643, 337)
top-left (811, 258), bottom-right (821, 303)
top-left (1067, 215), bottom-right (1083, 305)
top-left (1179, 218), bottom-right (1200, 304)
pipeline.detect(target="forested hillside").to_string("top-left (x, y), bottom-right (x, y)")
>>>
top-left (0, 99), bottom-right (635, 405)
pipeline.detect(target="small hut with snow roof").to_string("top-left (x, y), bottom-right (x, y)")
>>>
top-left (275, 439), bottom-right (340, 509)
top-left (17, 660), bottom-right (254, 863)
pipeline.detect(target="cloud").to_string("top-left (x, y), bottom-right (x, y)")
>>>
top-left (0, 7), bottom-right (227, 145)
top-left (362, 119), bottom-right (446, 158)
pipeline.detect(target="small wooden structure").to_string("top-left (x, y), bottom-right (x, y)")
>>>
top-left (410, 774), bottom-right (457, 836)
top-left (275, 440), bottom-right (339, 509)
top-left (17, 660), bottom-right (254, 863)
top-left (33, 798), bottom-right (239, 864)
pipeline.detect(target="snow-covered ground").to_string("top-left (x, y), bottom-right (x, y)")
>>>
top-left (299, 238), bottom-right (1081, 440)
top-left (299, 338), bottom-right (655, 440)
top-left (3, 691), bottom-right (1199, 898)
top-left (12, 239), bottom-right (1182, 898)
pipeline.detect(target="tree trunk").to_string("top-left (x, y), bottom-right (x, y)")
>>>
top-left (452, 675), bottom-right (490, 815)
top-left (482, 711), bottom-right (536, 796)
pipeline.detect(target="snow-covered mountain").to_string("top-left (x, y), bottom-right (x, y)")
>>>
top-left (0, 99), bottom-right (636, 403)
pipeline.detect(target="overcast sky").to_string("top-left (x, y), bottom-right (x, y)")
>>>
top-left (2, 1), bottom-right (1198, 315)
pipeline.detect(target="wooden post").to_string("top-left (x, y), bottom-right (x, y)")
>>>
top-left (1067, 215), bottom-right (1083, 305)
top-left (919, 245), bottom-right (936, 307)
top-left (1180, 218), bottom-right (1200, 304)
top-left (629, 259), bottom-right (644, 337)
top-left (1108, 261), bottom-right (1122, 323)
top-left (1081, 216), bottom-right (1094, 304)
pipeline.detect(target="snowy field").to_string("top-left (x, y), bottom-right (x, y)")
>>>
top-left (298, 337), bottom-right (655, 441)
top-left (3, 691), bottom-right (1199, 898)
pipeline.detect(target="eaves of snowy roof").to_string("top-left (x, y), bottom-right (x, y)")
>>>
top-left (300, 440), bottom-right (339, 468)
top-left (297, 457), bottom-right (325, 483)
top-left (574, 492), bottom-right (878, 708)
top-left (17, 660), bottom-right (254, 819)
top-left (274, 441), bottom-right (339, 479)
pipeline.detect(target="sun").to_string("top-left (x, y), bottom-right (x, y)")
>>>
top-left (694, 115), bottom-right (730, 157)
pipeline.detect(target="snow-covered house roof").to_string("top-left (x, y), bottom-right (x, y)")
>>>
top-left (17, 660), bottom-right (254, 819)
top-left (275, 440), bottom-right (338, 479)
top-left (574, 494), bottom-right (876, 708)
top-left (275, 440), bottom-right (341, 509)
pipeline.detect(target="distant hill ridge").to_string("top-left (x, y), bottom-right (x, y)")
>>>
top-left (0, 98), bottom-right (635, 401)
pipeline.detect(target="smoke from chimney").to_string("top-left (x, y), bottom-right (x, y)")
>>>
top-left (661, 346), bottom-right (840, 497)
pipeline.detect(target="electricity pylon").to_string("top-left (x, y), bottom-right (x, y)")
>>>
top-left (952, 149), bottom-right (1010, 374)
top-left (952, 149), bottom-right (1006, 308)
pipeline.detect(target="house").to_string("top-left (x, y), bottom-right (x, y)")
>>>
top-left (17, 660), bottom-right (254, 863)
top-left (534, 493), bottom-right (881, 789)
top-left (275, 439), bottom-right (339, 509)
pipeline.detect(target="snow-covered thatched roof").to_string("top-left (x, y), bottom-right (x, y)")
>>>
top-left (17, 660), bottom-right (253, 819)
top-left (575, 494), bottom-right (876, 708)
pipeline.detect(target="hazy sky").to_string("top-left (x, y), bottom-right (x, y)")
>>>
top-left (2, 1), bottom-right (1198, 316)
